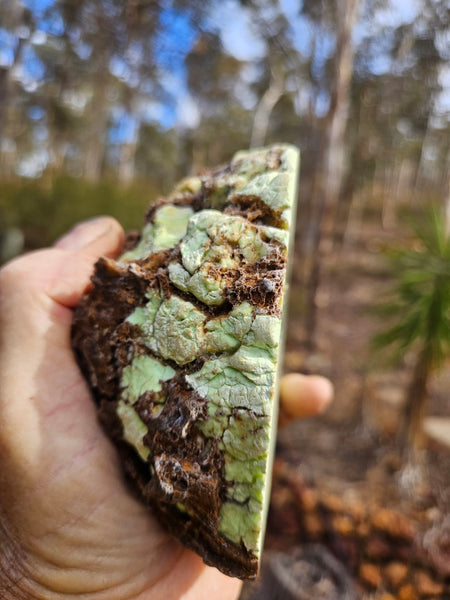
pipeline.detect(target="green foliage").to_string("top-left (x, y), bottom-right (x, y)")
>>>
top-left (0, 175), bottom-right (160, 259)
top-left (372, 208), bottom-right (450, 370)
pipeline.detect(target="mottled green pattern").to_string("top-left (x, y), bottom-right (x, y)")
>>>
top-left (168, 210), bottom-right (288, 305)
top-left (204, 302), bottom-right (253, 353)
top-left (118, 355), bottom-right (176, 461)
top-left (121, 205), bottom-right (193, 261)
top-left (233, 172), bottom-right (291, 212)
top-left (126, 302), bottom-right (280, 551)
top-left (114, 144), bottom-right (300, 566)
top-left (130, 291), bottom-right (207, 365)
top-left (186, 318), bottom-right (279, 416)
top-left (186, 314), bottom-right (280, 551)
top-left (128, 297), bottom-right (259, 364)
top-left (121, 354), bottom-right (175, 401)
top-left (117, 400), bottom-right (150, 460)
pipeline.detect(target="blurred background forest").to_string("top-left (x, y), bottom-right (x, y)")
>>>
top-left (0, 0), bottom-right (449, 597)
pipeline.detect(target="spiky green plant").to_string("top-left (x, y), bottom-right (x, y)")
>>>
top-left (372, 208), bottom-right (450, 458)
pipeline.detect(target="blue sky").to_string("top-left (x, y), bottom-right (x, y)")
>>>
top-left (2, 0), bottom-right (441, 121)
top-left (23, 0), bottom-right (54, 15)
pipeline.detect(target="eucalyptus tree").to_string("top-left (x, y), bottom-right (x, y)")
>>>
top-left (0, 1), bottom-right (35, 176)
top-left (184, 30), bottom-right (252, 167)
top-left (298, 0), bottom-right (361, 348)
top-left (48, 0), bottom-right (163, 180)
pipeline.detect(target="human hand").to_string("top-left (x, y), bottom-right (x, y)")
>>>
top-left (0, 218), bottom-right (333, 600)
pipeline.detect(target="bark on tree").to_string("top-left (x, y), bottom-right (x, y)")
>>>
top-left (118, 137), bottom-right (138, 185)
top-left (0, 37), bottom-right (25, 178)
top-left (83, 80), bottom-right (109, 181)
top-left (399, 264), bottom-right (446, 463)
top-left (305, 0), bottom-right (360, 349)
top-left (444, 149), bottom-right (450, 236)
top-left (321, 0), bottom-right (361, 241)
top-left (250, 68), bottom-right (284, 149)
top-left (398, 346), bottom-right (432, 462)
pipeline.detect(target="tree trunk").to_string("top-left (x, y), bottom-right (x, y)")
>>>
top-left (0, 67), bottom-right (10, 146)
top-left (443, 148), bottom-right (450, 236)
top-left (81, 6), bottom-right (112, 182)
top-left (118, 137), bottom-right (138, 184)
top-left (413, 100), bottom-right (434, 196)
top-left (398, 346), bottom-right (432, 461)
top-left (83, 78), bottom-right (109, 181)
top-left (250, 68), bottom-right (284, 149)
top-left (320, 0), bottom-right (361, 243)
top-left (304, 0), bottom-right (360, 348)
top-left (0, 34), bottom-right (25, 178)
top-left (333, 90), bottom-right (366, 253)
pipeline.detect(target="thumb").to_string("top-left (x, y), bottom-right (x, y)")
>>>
top-left (0, 217), bottom-right (124, 311)
top-left (54, 216), bottom-right (124, 255)
top-left (50, 216), bottom-right (125, 307)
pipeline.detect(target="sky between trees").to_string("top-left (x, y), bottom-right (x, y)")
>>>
top-left (0, 0), bottom-right (448, 183)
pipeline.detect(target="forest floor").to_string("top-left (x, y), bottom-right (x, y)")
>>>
top-left (240, 217), bottom-right (450, 599)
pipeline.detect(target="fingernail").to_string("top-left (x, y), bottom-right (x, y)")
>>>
top-left (54, 217), bottom-right (113, 251)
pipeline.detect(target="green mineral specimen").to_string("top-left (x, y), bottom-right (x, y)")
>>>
top-left (73, 143), bottom-right (300, 580)
top-left (166, 209), bottom-right (289, 306)
top-left (204, 302), bottom-right (253, 353)
top-left (121, 205), bottom-right (193, 261)
top-left (122, 144), bottom-right (299, 571)
top-left (128, 291), bottom-right (207, 365)
top-left (121, 354), bottom-right (175, 401)
top-left (116, 400), bottom-right (150, 461)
